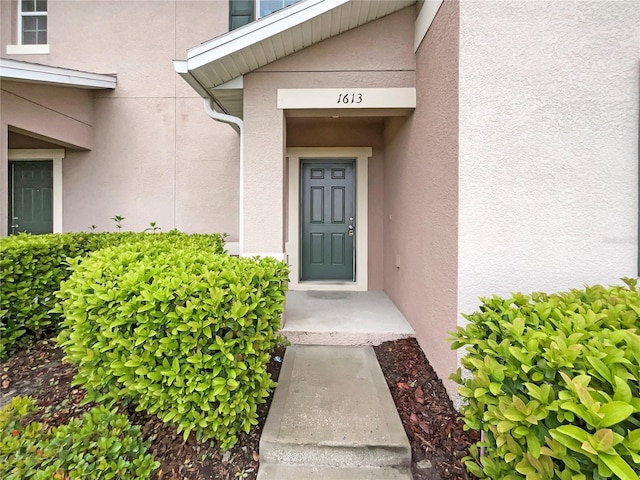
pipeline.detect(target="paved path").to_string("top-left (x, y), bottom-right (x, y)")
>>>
top-left (257, 345), bottom-right (413, 479)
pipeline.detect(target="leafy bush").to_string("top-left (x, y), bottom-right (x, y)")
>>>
top-left (450, 279), bottom-right (640, 480)
top-left (56, 240), bottom-right (288, 449)
top-left (0, 395), bottom-right (159, 479)
top-left (0, 233), bottom-right (86, 359)
top-left (0, 231), bottom-right (225, 359)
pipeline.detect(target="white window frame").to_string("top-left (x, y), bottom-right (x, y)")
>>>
top-left (256, 0), bottom-right (299, 19)
top-left (8, 149), bottom-right (64, 233)
top-left (6, 0), bottom-right (50, 55)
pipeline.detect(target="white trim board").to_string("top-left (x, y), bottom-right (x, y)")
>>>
top-left (8, 148), bottom-right (65, 234)
top-left (0, 58), bottom-right (116, 89)
top-left (414, 0), bottom-right (443, 51)
top-left (278, 88), bottom-right (416, 110)
top-left (286, 147), bottom-right (371, 291)
top-left (6, 44), bottom-right (50, 55)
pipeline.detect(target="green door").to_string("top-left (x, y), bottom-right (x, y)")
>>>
top-left (8, 161), bottom-right (53, 235)
top-left (300, 160), bottom-right (355, 281)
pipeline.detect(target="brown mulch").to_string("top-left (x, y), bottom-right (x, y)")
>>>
top-left (2, 337), bottom-right (478, 479)
top-left (374, 338), bottom-right (480, 480)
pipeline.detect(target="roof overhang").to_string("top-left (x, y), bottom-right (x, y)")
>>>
top-left (174, 0), bottom-right (416, 119)
top-left (0, 58), bottom-right (117, 89)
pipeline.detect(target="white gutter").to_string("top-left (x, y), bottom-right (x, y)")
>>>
top-left (203, 98), bottom-right (245, 257)
top-left (174, 59), bottom-right (245, 255)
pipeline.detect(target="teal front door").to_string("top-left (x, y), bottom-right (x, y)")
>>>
top-left (8, 161), bottom-right (53, 235)
top-left (300, 160), bottom-right (355, 281)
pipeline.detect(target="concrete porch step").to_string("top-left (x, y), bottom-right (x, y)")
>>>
top-left (282, 291), bottom-right (415, 346)
top-left (257, 345), bottom-right (412, 479)
top-left (257, 464), bottom-right (413, 479)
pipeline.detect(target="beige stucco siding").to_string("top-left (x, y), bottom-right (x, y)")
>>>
top-left (458, 0), bottom-right (639, 315)
top-left (1, 0), bottom-right (238, 236)
top-left (1, 81), bottom-right (94, 149)
top-left (383, 0), bottom-right (459, 396)
top-left (242, 6), bottom-right (417, 257)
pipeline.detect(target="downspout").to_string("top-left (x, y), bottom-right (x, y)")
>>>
top-left (203, 98), bottom-right (245, 256)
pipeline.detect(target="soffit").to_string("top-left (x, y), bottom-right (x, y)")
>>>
top-left (175, 0), bottom-right (416, 118)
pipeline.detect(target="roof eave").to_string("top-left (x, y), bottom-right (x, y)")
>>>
top-left (0, 58), bottom-right (117, 89)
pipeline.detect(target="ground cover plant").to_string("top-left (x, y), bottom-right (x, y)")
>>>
top-left (55, 239), bottom-right (289, 449)
top-left (0, 230), bottom-right (225, 359)
top-left (451, 279), bottom-right (640, 480)
top-left (0, 395), bottom-right (158, 479)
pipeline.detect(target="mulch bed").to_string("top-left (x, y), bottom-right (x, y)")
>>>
top-left (374, 338), bottom-right (480, 480)
top-left (2, 337), bottom-right (478, 479)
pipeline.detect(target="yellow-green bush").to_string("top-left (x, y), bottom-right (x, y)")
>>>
top-left (0, 396), bottom-right (158, 479)
top-left (0, 231), bottom-right (225, 359)
top-left (56, 240), bottom-right (288, 449)
top-left (450, 279), bottom-right (640, 480)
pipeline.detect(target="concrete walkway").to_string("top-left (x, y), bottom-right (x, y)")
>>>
top-left (257, 345), bottom-right (412, 479)
top-left (282, 291), bottom-right (415, 345)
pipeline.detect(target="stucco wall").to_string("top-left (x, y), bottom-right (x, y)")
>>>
top-left (0, 81), bottom-right (96, 234)
top-left (382, 0), bottom-right (459, 396)
top-left (1, 0), bottom-right (239, 235)
top-left (242, 6), bottom-right (416, 256)
top-left (458, 0), bottom-right (640, 319)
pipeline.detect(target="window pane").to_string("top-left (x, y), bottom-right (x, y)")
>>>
top-left (35, 0), bottom-right (47, 12)
top-left (22, 0), bottom-right (36, 13)
top-left (23, 16), bottom-right (37, 29)
top-left (259, 0), bottom-right (299, 17)
top-left (22, 31), bottom-right (37, 44)
top-left (22, 15), bottom-right (46, 45)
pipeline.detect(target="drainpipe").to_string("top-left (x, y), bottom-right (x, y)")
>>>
top-left (203, 98), bottom-right (244, 256)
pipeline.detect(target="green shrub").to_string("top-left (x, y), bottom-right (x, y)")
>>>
top-left (0, 395), bottom-right (159, 479)
top-left (0, 231), bottom-right (225, 359)
top-left (0, 233), bottom-right (86, 359)
top-left (56, 240), bottom-right (288, 449)
top-left (450, 279), bottom-right (640, 480)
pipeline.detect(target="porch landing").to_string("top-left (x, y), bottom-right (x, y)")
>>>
top-left (281, 291), bottom-right (415, 345)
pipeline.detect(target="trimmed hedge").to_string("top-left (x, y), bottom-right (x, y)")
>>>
top-left (0, 396), bottom-right (159, 479)
top-left (56, 240), bottom-right (288, 449)
top-left (0, 231), bottom-right (225, 359)
top-left (450, 279), bottom-right (640, 480)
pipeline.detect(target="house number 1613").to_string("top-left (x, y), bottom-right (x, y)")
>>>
top-left (337, 93), bottom-right (363, 104)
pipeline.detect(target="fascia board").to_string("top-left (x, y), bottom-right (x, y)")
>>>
top-left (0, 59), bottom-right (116, 89)
top-left (187, 0), bottom-right (338, 57)
top-left (187, 0), bottom-right (350, 70)
top-left (173, 60), bottom-right (212, 99)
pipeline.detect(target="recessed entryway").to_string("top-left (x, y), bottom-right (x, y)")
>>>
top-left (8, 149), bottom-right (64, 235)
top-left (287, 147), bottom-right (371, 291)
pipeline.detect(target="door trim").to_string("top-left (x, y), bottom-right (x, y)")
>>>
top-left (286, 147), bottom-right (371, 291)
top-left (9, 149), bottom-right (64, 233)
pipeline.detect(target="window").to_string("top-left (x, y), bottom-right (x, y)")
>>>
top-left (19, 0), bottom-right (48, 45)
top-left (229, 0), bottom-right (300, 31)
top-left (258, 0), bottom-right (298, 17)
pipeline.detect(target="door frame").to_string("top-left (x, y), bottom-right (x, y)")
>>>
top-left (8, 149), bottom-right (64, 234)
top-left (286, 147), bottom-right (371, 291)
